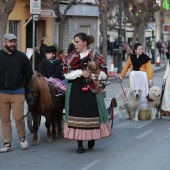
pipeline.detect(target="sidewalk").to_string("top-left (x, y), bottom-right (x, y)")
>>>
top-left (106, 54), bottom-right (166, 80)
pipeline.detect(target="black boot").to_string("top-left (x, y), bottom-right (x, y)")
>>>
top-left (77, 140), bottom-right (84, 154)
top-left (88, 140), bottom-right (95, 149)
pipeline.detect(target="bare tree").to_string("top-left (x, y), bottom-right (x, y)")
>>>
top-left (42, 0), bottom-right (83, 49)
top-left (123, 0), bottom-right (160, 45)
top-left (0, 0), bottom-right (16, 49)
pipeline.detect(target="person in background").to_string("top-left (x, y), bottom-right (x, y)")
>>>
top-left (119, 42), bottom-right (153, 120)
top-left (67, 40), bottom-right (75, 54)
top-left (58, 49), bottom-right (66, 62)
top-left (127, 43), bottom-right (133, 58)
top-left (161, 62), bottom-right (170, 116)
top-left (30, 46), bottom-right (41, 71)
top-left (161, 42), bottom-right (168, 60)
top-left (122, 42), bottom-right (127, 61)
top-left (157, 40), bottom-right (163, 58)
top-left (39, 37), bottom-right (48, 62)
top-left (63, 32), bottom-right (111, 154)
top-left (110, 42), bottom-right (114, 58)
top-left (113, 38), bottom-right (119, 49)
top-left (0, 33), bottom-right (33, 152)
top-left (165, 42), bottom-right (169, 59)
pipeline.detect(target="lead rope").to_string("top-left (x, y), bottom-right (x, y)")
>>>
top-left (119, 81), bottom-right (126, 98)
top-left (119, 81), bottom-right (129, 105)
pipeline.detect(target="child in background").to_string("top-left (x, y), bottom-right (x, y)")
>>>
top-left (58, 49), bottom-right (66, 62)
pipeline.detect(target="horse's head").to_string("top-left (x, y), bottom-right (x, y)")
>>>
top-left (25, 89), bottom-right (39, 110)
top-left (25, 73), bottom-right (56, 113)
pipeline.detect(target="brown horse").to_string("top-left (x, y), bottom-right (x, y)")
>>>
top-left (25, 73), bottom-right (65, 145)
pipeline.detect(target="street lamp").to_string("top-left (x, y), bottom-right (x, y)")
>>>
top-left (117, 0), bottom-right (123, 73)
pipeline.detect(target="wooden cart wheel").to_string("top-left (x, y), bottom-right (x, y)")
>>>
top-left (27, 112), bottom-right (41, 133)
top-left (107, 98), bottom-right (115, 129)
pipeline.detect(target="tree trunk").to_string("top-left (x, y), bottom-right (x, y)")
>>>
top-left (0, 1), bottom-right (16, 49)
top-left (58, 20), bottom-right (65, 50)
top-left (138, 22), bottom-right (146, 44)
top-left (132, 26), bottom-right (138, 45)
top-left (102, 11), bottom-right (108, 61)
top-left (0, 13), bottom-right (8, 49)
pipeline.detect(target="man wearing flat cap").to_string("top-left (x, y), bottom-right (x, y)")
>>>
top-left (0, 33), bottom-right (33, 152)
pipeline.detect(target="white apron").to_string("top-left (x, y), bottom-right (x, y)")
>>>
top-left (129, 71), bottom-right (149, 110)
top-left (161, 75), bottom-right (170, 111)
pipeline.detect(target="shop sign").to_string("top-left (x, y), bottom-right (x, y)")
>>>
top-left (40, 10), bottom-right (56, 17)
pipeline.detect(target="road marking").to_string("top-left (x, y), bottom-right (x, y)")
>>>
top-left (81, 159), bottom-right (102, 170)
top-left (136, 129), bottom-right (154, 139)
top-left (114, 120), bottom-right (152, 129)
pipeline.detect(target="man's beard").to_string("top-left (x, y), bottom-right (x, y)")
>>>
top-left (5, 45), bottom-right (16, 53)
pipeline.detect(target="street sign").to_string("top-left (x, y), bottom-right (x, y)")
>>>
top-left (33, 15), bottom-right (39, 21)
top-left (148, 23), bottom-right (155, 30)
top-left (30, 0), bottom-right (41, 14)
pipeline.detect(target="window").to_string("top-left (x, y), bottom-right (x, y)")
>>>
top-left (9, 21), bottom-right (18, 36)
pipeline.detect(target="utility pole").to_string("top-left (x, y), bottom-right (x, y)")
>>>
top-left (117, 0), bottom-right (123, 73)
top-left (30, 0), bottom-right (41, 71)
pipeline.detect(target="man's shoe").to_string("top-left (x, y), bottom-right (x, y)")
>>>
top-left (20, 137), bottom-right (28, 149)
top-left (88, 140), bottom-right (95, 149)
top-left (0, 143), bottom-right (12, 153)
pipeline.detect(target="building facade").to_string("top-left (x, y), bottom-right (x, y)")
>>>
top-left (7, 0), bottom-right (100, 54)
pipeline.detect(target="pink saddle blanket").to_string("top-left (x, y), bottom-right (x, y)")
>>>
top-left (46, 78), bottom-right (67, 92)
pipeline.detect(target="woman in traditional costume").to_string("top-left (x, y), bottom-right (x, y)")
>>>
top-left (119, 43), bottom-right (153, 120)
top-left (63, 32), bottom-right (111, 153)
top-left (161, 62), bottom-right (170, 116)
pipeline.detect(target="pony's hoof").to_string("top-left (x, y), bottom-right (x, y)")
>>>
top-left (52, 135), bottom-right (57, 139)
top-left (32, 132), bottom-right (40, 146)
top-left (47, 137), bottom-right (53, 143)
top-left (31, 140), bottom-right (39, 146)
top-left (57, 133), bottom-right (64, 139)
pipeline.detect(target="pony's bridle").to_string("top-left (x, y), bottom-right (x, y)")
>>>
top-left (24, 89), bottom-right (39, 117)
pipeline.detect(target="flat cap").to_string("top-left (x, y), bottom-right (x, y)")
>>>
top-left (44, 46), bottom-right (57, 53)
top-left (3, 33), bottom-right (17, 40)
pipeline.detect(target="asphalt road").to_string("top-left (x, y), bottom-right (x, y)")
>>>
top-left (1, 65), bottom-right (170, 170)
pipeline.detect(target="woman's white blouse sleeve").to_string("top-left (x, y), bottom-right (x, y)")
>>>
top-left (64, 69), bottom-right (83, 80)
top-left (163, 63), bottom-right (170, 79)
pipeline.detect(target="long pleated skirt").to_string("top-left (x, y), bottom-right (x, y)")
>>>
top-left (64, 77), bottom-right (111, 140)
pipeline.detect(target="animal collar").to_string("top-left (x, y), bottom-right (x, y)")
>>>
top-left (146, 94), bottom-right (154, 102)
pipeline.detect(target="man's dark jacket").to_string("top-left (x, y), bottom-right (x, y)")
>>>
top-left (0, 50), bottom-right (33, 90)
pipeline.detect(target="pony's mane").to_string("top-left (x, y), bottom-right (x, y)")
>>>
top-left (30, 73), bottom-right (53, 112)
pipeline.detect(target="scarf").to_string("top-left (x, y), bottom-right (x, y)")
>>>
top-left (130, 53), bottom-right (151, 71)
top-left (63, 49), bottom-right (105, 73)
